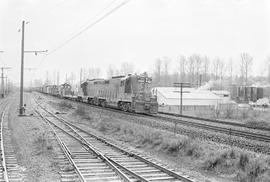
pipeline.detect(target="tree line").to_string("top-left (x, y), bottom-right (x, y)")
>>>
top-left (151, 52), bottom-right (266, 89)
top-left (34, 52), bottom-right (270, 90)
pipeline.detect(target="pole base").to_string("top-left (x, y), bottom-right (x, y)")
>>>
top-left (19, 107), bottom-right (25, 116)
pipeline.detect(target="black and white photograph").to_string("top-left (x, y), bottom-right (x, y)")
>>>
top-left (0, 0), bottom-right (270, 181)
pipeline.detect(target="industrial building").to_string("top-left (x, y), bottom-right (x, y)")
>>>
top-left (152, 87), bottom-right (227, 106)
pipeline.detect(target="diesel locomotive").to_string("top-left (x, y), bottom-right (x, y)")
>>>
top-left (38, 73), bottom-right (158, 114)
top-left (78, 73), bottom-right (158, 114)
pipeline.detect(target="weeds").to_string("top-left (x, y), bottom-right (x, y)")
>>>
top-left (34, 133), bottom-right (53, 155)
top-left (58, 101), bottom-right (72, 109)
top-left (245, 119), bottom-right (269, 129)
top-left (75, 105), bottom-right (86, 115)
top-left (237, 158), bottom-right (269, 182)
top-left (238, 153), bottom-right (249, 170)
top-left (224, 105), bottom-right (235, 119)
top-left (88, 112), bottom-right (270, 181)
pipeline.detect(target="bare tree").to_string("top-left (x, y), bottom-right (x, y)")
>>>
top-left (120, 62), bottom-right (134, 75)
top-left (218, 59), bottom-right (225, 81)
top-left (107, 64), bottom-right (119, 78)
top-left (162, 57), bottom-right (171, 86)
top-left (267, 57), bottom-right (270, 83)
top-left (177, 55), bottom-right (186, 82)
top-left (193, 54), bottom-right (202, 86)
top-left (187, 56), bottom-right (195, 84)
top-left (153, 58), bottom-right (162, 86)
top-left (227, 58), bottom-right (233, 84)
top-left (240, 52), bottom-right (253, 85)
top-left (202, 56), bottom-right (210, 83)
top-left (212, 57), bottom-right (226, 81)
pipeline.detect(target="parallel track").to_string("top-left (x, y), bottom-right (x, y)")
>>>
top-left (155, 113), bottom-right (270, 142)
top-left (158, 111), bottom-right (270, 132)
top-left (0, 103), bottom-right (23, 182)
top-left (35, 101), bottom-right (195, 182)
top-left (37, 92), bottom-right (270, 143)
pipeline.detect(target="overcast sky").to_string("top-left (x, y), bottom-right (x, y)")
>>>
top-left (0, 0), bottom-right (269, 86)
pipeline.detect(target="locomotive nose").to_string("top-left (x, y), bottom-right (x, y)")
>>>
top-left (144, 103), bottom-right (150, 110)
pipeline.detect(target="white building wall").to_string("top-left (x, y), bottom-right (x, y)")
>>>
top-left (155, 87), bottom-right (222, 106)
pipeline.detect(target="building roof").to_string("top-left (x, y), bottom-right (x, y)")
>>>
top-left (153, 87), bottom-right (222, 100)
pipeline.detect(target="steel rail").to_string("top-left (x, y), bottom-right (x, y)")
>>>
top-left (158, 111), bottom-right (270, 131)
top-left (37, 92), bottom-right (270, 133)
top-left (35, 109), bottom-right (87, 182)
top-left (48, 116), bottom-right (150, 182)
top-left (35, 93), bottom-right (270, 143)
top-left (155, 114), bottom-right (270, 142)
top-left (1, 105), bottom-right (9, 182)
top-left (39, 103), bottom-right (194, 182)
top-left (35, 107), bottom-right (133, 182)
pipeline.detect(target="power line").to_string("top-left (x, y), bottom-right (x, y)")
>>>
top-left (53, 0), bottom-right (119, 48)
top-left (35, 0), bottom-right (120, 68)
top-left (47, 0), bottom-right (130, 56)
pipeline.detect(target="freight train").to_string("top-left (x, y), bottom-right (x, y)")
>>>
top-left (38, 73), bottom-right (158, 114)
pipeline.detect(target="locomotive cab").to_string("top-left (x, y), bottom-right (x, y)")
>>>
top-left (119, 73), bottom-right (158, 114)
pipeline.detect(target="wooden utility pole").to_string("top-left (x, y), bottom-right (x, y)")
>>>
top-left (57, 71), bottom-right (59, 86)
top-left (19, 20), bottom-right (47, 115)
top-left (19, 20), bottom-right (25, 115)
top-left (173, 82), bottom-right (190, 115)
top-left (5, 77), bottom-right (8, 95)
top-left (173, 82), bottom-right (190, 134)
top-left (1, 67), bottom-right (11, 98)
top-left (80, 68), bottom-right (82, 84)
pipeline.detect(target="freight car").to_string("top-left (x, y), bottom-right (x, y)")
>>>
top-left (77, 73), bottom-right (158, 114)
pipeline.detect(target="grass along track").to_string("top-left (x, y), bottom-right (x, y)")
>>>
top-left (158, 111), bottom-right (270, 131)
top-left (36, 93), bottom-right (270, 145)
top-left (35, 99), bottom-right (196, 182)
top-left (155, 113), bottom-right (270, 143)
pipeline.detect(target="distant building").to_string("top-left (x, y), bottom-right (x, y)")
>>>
top-left (211, 90), bottom-right (230, 101)
top-left (152, 87), bottom-right (223, 106)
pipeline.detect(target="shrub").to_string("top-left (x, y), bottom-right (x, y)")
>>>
top-left (97, 120), bottom-right (108, 132)
top-left (245, 119), bottom-right (269, 129)
top-left (237, 159), bottom-right (269, 182)
top-left (75, 105), bottom-right (86, 116)
top-left (224, 105), bottom-right (235, 119)
top-left (58, 101), bottom-right (72, 109)
top-left (238, 153), bottom-right (249, 170)
top-left (240, 110), bottom-right (249, 120)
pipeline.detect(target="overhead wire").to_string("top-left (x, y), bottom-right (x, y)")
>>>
top-left (53, 0), bottom-right (119, 47)
top-left (36, 0), bottom-right (130, 68)
top-left (47, 0), bottom-right (129, 56)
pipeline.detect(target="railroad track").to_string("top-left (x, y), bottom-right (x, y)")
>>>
top-left (155, 113), bottom-right (270, 143)
top-left (36, 92), bottom-right (270, 143)
top-left (34, 101), bottom-right (195, 182)
top-left (158, 111), bottom-right (270, 132)
top-left (0, 103), bottom-right (23, 182)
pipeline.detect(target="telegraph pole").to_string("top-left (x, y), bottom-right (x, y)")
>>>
top-left (173, 82), bottom-right (190, 115)
top-left (19, 20), bottom-right (47, 115)
top-left (1, 67), bottom-right (11, 98)
top-left (57, 71), bottom-right (59, 86)
top-left (19, 20), bottom-right (25, 115)
top-left (5, 77), bottom-right (8, 95)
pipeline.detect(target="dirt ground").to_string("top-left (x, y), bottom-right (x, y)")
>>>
top-left (5, 91), bottom-right (270, 182)
top-left (7, 93), bottom-right (61, 182)
top-left (37, 93), bottom-right (240, 182)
